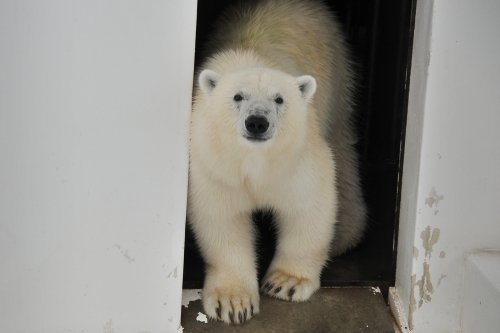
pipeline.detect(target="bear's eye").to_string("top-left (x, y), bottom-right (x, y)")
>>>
top-left (275, 96), bottom-right (284, 104)
top-left (233, 94), bottom-right (243, 102)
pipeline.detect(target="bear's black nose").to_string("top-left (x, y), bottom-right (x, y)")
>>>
top-left (245, 115), bottom-right (269, 135)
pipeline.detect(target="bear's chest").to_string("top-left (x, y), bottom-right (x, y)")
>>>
top-left (241, 154), bottom-right (266, 184)
top-left (240, 150), bottom-right (290, 205)
top-left (240, 153), bottom-right (281, 195)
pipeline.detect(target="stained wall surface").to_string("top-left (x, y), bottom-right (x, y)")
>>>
top-left (396, 0), bottom-right (500, 331)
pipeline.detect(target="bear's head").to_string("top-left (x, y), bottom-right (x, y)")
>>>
top-left (197, 67), bottom-right (317, 151)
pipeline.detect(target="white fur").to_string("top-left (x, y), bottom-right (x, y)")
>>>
top-left (188, 0), bottom-right (365, 324)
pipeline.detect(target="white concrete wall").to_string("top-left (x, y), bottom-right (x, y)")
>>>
top-left (396, 0), bottom-right (500, 332)
top-left (0, 1), bottom-right (197, 332)
top-left (463, 252), bottom-right (500, 333)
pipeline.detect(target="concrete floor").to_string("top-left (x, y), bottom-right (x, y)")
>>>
top-left (181, 287), bottom-right (395, 333)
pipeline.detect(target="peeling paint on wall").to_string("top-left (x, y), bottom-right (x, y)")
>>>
top-left (416, 262), bottom-right (434, 307)
top-left (409, 274), bottom-right (417, 330)
top-left (425, 187), bottom-right (444, 215)
top-left (409, 226), bottom-right (444, 331)
top-left (421, 226), bottom-right (440, 258)
top-left (413, 246), bottom-right (419, 259)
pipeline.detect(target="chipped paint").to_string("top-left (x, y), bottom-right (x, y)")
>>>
top-left (177, 325), bottom-right (184, 332)
top-left (167, 267), bottom-right (178, 279)
top-left (416, 262), bottom-right (434, 308)
top-left (182, 289), bottom-right (202, 308)
top-left (409, 226), bottom-right (443, 330)
top-left (388, 287), bottom-right (410, 332)
top-left (409, 274), bottom-right (417, 331)
top-left (421, 226), bottom-right (440, 259)
top-left (413, 246), bottom-right (419, 259)
top-left (415, 227), bottom-right (440, 307)
top-left (425, 187), bottom-right (444, 215)
top-left (196, 312), bottom-right (208, 323)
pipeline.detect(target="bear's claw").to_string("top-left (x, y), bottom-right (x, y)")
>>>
top-left (262, 270), bottom-right (319, 302)
top-left (203, 287), bottom-right (259, 324)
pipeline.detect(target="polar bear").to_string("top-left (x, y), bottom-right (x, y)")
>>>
top-left (188, 0), bottom-right (366, 324)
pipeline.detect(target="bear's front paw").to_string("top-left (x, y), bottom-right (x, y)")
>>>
top-left (202, 285), bottom-right (260, 324)
top-left (262, 270), bottom-right (320, 302)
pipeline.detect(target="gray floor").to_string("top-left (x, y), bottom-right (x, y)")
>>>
top-left (181, 287), bottom-right (395, 333)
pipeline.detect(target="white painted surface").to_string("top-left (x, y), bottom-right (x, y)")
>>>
top-left (389, 287), bottom-right (410, 333)
top-left (0, 1), bottom-right (197, 332)
top-left (195, 312), bottom-right (208, 324)
top-left (395, 0), bottom-right (433, 320)
top-left (182, 289), bottom-right (202, 308)
top-left (463, 252), bottom-right (500, 333)
top-left (395, 0), bottom-right (500, 332)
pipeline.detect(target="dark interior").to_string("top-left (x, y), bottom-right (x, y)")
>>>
top-left (183, 0), bottom-right (416, 299)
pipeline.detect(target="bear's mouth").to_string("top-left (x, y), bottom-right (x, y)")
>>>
top-left (244, 135), bottom-right (270, 142)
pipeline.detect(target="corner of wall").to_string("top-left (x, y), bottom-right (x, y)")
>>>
top-left (393, 0), bottom-right (434, 330)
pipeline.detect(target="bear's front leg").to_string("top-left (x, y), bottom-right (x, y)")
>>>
top-left (262, 195), bottom-right (336, 302)
top-left (188, 191), bottom-right (259, 324)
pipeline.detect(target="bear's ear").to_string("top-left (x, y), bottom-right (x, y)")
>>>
top-left (296, 75), bottom-right (317, 102)
top-left (198, 69), bottom-right (221, 95)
